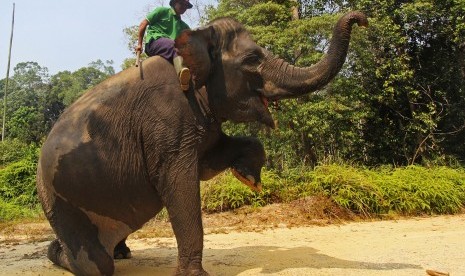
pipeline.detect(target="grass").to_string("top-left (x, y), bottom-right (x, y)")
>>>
top-left (201, 164), bottom-right (465, 217)
top-left (0, 200), bottom-right (42, 222)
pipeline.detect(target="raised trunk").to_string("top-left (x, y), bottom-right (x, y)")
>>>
top-left (260, 11), bottom-right (368, 100)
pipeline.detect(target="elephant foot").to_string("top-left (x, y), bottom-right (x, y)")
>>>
top-left (175, 268), bottom-right (209, 276)
top-left (175, 257), bottom-right (209, 276)
top-left (47, 239), bottom-right (73, 273)
top-left (114, 240), bottom-right (132, 259)
top-left (47, 239), bottom-right (64, 266)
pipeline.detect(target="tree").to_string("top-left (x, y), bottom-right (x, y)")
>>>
top-left (7, 106), bottom-right (42, 143)
top-left (50, 60), bottom-right (114, 106)
top-left (1, 62), bottom-right (50, 143)
top-left (0, 60), bottom-right (115, 143)
top-left (349, 0), bottom-right (465, 164)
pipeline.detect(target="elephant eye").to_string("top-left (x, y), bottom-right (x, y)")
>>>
top-left (243, 54), bottom-right (259, 63)
top-left (241, 51), bottom-right (262, 68)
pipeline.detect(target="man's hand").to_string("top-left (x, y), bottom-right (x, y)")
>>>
top-left (135, 45), bottom-right (142, 54)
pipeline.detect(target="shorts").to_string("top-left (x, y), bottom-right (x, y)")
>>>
top-left (145, 37), bottom-right (178, 63)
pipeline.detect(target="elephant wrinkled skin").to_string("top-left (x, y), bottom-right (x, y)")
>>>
top-left (36, 11), bottom-right (367, 275)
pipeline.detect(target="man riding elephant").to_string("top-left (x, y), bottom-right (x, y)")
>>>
top-left (136, 0), bottom-right (193, 91)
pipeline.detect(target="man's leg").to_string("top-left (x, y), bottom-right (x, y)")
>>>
top-left (146, 38), bottom-right (191, 91)
top-left (173, 56), bottom-right (191, 91)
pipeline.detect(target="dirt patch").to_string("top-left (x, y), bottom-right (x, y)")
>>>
top-left (0, 221), bottom-right (54, 244)
top-left (138, 196), bottom-right (358, 238)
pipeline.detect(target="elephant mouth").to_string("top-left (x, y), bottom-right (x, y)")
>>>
top-left (260, 94), bottom-right (269, 108)
top-left (255, 89), bottom-right (275, 128)
top-left (231, 168), bottom-right (262, 192)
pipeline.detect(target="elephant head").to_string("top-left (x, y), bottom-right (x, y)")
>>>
top-left (175, 11), bottom-right (368, 128)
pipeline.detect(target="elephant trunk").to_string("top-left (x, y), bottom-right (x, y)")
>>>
top-left (259, 11), bottom-right (368, 100)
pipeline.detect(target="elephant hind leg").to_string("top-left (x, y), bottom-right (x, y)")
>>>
top-left (46, 197), bottom-right (115, 275)
top-left (47, 238), bottom-right (114, 276)
top-left (47, 239), bottom-right (71, 270)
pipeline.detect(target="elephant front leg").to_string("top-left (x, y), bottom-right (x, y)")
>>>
top-left (160, 174), bottom-right (208, 275)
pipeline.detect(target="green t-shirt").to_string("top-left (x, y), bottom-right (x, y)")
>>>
top-left (145, 7), bottom-right (190, 43)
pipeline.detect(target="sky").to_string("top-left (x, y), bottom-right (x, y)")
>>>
top-left (0, 0), bottom-right (215, 78)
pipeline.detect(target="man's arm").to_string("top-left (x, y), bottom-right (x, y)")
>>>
top-left (135, 19), bottom-right (149, 53)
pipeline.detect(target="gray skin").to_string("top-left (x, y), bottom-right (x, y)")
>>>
top-left (36, 11), bottom-right (367, 276)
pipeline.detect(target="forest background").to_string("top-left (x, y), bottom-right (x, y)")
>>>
top-left (1, 0), bottom-right (465, 221)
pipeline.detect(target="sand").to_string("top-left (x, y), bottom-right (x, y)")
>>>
top-left (1, 214), bottom-right (464, 275)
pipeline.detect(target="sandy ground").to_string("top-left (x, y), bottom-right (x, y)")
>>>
top-left (1, 214), bottom-right (464, 276)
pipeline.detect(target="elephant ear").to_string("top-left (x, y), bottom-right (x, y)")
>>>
top-left (175, 26), bottom-right (216, 89)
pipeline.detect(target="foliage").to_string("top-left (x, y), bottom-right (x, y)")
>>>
top-left (201, 170), bottom-right (282, 211)
top-left (50, 60), bottom-right (114, 106)
top-left (201, 165), bottom-right (465, 216)
top-left (0, 199), bottom-right (40, 221)
top-left (0, 139), bottom-right (37, 168)
top-left (314, 164), bottom-right (465, 215)
top-left (0, 60), bottom-right (115, 144)
top-left (7, 106), bottom-right (42, 143)
top-left (0, 144), bottom-right (40, 222)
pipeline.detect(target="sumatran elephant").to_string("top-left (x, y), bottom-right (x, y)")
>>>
top-left (36, 11), bottom-right (368, 276)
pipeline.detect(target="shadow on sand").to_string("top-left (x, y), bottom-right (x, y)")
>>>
top-left (114, 245), bottom-right (422, 275)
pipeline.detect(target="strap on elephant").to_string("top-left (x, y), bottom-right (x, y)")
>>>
top-left (193, 88), bottom-right (215, 123)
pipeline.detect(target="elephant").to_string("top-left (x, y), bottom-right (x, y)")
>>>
top-left (36, 11), bottom-right (367, 276)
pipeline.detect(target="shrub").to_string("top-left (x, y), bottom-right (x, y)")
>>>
top-left (0, 143), bottom-right (40, 221)
top-left (0, 198), bottom-right (40, 221)
top-left (201, 164), bottom-right (465, 217)
top-left (0, 159), bottom-right (39, 207)
top-left (312, 165), bottom-right (386, 216)
top-left (375, 166), bottom-right (465, 215)
top-left (0, 139), bottom-right (38, 168)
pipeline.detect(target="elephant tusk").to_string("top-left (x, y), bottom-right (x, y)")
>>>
top-left (231, 169), bottom-right (262, 192)
top-left (246, 175), bottom-right (255, 184)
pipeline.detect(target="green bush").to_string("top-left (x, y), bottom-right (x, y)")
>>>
top-left (0, 159), bottom-right (39, 206)
top-left (201, 165), bottom-right (465, 216)
top-left (312, 165), bottom-right (385, 216)
top-left (0, 139), bottom-right (38, 168)
top-left (302, 165), bottom-right (465, 216)
top-left (201, 174), bottom-right (254, 212)
top-left (0, 143), bottom-right (40, 221)
top-left (0, 198), bottom-right (40, 221)
top-left (375, 166), bottom-right (465, 215)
